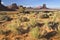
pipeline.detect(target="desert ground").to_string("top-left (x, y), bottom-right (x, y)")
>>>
top-left (0, 10), bottom-right (60, 40)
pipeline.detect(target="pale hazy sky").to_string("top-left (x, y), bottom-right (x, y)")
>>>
top-left (2, 0), bottom-right (60, 8)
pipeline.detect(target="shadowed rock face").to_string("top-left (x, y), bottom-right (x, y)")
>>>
top-left (11, 3), bottom-right (18, 9)
top-left (0, 4), bottom-right (8, 11)
top-left (0, 0), bottom-right (16, 11)
top-left (0, 0), bottom-right (1, 4)
top-left (0, 4), bottom-right (16, 11)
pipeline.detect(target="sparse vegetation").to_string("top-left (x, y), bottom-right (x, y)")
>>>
top-left (18, 6), bottom-right (25, 13)
top-left (0, 6), bottom-right (60, 40)
top-left (48, 22), bottom-right (59, 30)
top-left (20, 17), bottom-right (30, 22)
top-left (41, 14), bottom-right (49, 18)
top-left (29, 27), bottom-right (40, 39)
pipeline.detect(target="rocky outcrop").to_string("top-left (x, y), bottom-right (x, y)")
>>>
top-left (8, 3), bottom-right (18, 10)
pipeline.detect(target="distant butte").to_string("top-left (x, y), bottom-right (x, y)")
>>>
top-left (40, 4), bottom-right (49, 9)
top-left (0, 0), bottom-right (16, 11)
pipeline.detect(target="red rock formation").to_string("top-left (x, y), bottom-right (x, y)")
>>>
top-left (8, 3), bottom-right (18, 10)
top-left (0, 0), bottom-right (16, 11)
top-left (40, 4), bottom-right (48, 9)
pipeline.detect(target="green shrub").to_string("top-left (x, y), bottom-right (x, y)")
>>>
top-left (29, 27), bottom-right (40, 38)
top-left (6, 19), bottom-right (21, 33)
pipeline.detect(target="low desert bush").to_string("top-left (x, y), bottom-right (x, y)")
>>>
top-left (48, 22), bottom-right (59, 30)
top-left (29, 27), bottom-right (40, 39)
top-left (0, 15), bottom-right (12, 21)
top-left (41, 14), bottom-right (49, 18)
top-left (20, 17), bottom-right (30, 22)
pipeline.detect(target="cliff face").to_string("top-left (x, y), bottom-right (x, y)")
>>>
top-left (7, 3), bottom-right (18, 11)
top-left (0, 4), bottom-right (16, 11)
top-left (0, 4), bottom-right (8, 11)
